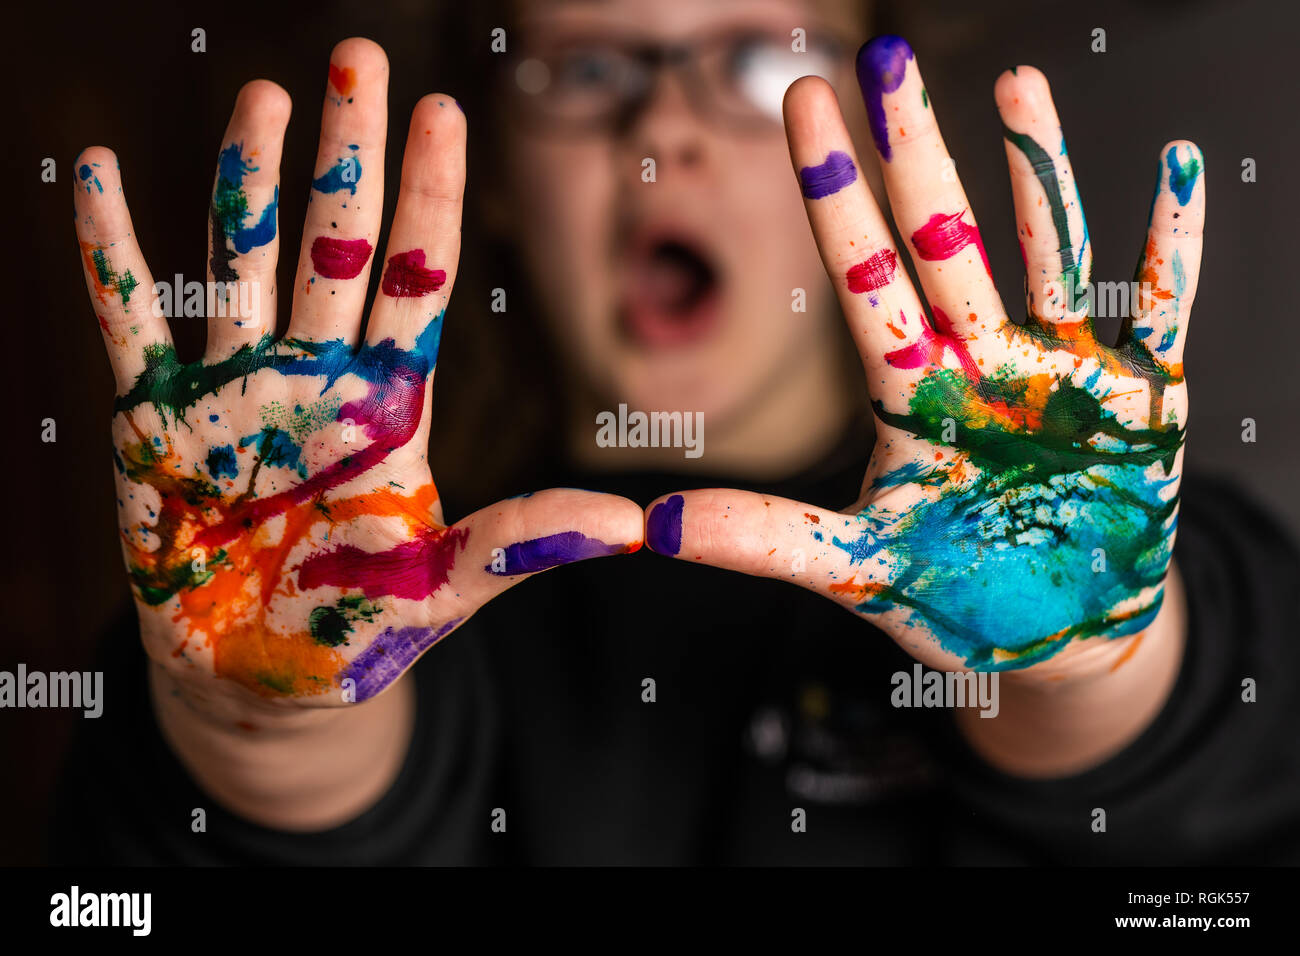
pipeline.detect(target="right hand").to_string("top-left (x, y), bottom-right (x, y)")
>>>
top-left (75, 38), bottom-right (643, 709)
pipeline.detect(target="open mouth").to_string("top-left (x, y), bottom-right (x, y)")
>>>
top-left (620, 236), bottom-right (722, 349)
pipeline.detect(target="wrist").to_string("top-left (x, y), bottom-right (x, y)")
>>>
top-left (149, 661), bottom-right (416, 830)
top-left (954, 560), bottom-right (1187, 778)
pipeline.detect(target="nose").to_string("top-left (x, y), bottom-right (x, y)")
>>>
top-left (620, 65), bottom-right (709, 174)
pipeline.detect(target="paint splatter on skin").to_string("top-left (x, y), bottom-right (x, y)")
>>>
top-left (910, 210), bottom-right (993, 277)
top-left (787, 102), bottom-right (1196, 670)
top-left (856, 35), bottom-right (915, 160)
top-left (1002, 125), bottom-right (1083, 292)
top-left (210, 143), bottom-right (279, 283)
top-left (110, 313), bottom-right (474, 699)
top-left (485, 531), bottom-right (632, 575)
top-left (847, 249), bottom-right (897, 294)
top-left (311, 149), bottom-right (362, 196)
top-left (646, 495), bottom-right (685, 555)
top-left (78, 163), bottom-right (103, 194)
top-left (328, 63), bottom-right (357, 105)
top-left (310, 236), bottom-right (373, 279)
top-left (81, 242), bottom-right (138, 305)
top-left (799, 150), bottom-right (858, 199)
top-left (381, 250), bottom-right (446, 297)
top-left (1165, 146), bottom-right (1202, 206)
top-left (822, 268), bottom-right (1185, 669)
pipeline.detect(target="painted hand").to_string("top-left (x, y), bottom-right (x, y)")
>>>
top-left (76, 39), bottom-right (643, 706)
top-left (645, 37), bottom-right (1204, 672)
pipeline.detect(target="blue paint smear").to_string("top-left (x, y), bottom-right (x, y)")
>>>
top-left (1165, 146), bottom-right (1201, 206)
top-left (240, 428), bottom-right (304, 478)
top-left (831, 464), bottom-right (1176, 669)
top-left (205, 444), bottom-right (239, 480)
top-left (214, 143), bottom-right (279, 255)
top-left (312, 151), bottom-right (362, 195)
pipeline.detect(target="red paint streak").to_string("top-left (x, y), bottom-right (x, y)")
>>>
top-left (298, 526), bottom-right (469, 601)
top-left (846, 248), bottom-right (897, 294)
top-left (311, 236), bottom-right (373, 280)
top-left (381, 250), bottom-right (446, 298)
top-left (328, 64), bottom-right (357, 96)
top-left (884, 306), bottom-right (981, 381)
top-left (911, 210), bottom-right (992, 276)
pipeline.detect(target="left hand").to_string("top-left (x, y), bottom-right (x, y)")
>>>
top-left (644, 36), bottom-right (1204, 673)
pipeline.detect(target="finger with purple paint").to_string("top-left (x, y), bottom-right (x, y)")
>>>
top-left (783, 75), bottom-right (931, 408)
top-left (857, 35), bottom-right (1007, 340)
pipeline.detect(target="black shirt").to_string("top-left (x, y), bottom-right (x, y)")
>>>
top-left (49, 436), bottom-right (1300, 865)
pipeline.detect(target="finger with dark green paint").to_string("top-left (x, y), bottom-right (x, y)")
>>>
top-left (995, 65), bottom-right (1094, 334)
top-left (73, 146), bottom-right (171, 391)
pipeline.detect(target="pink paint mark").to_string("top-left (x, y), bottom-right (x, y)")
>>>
top-left (311, 237), bottom-right (373, 279)
top-left (911, 210), bottom-right (992, 276)
top-left (298, 526), bottom-right (469, 600)
top-left (193, 365), bottom-right (426, 553)
top-left (884, 306), bottom-right (981, 381)
top-left (846, 249), bottom-right (898, 294)
top-left (381, 250), bottom-right (445, 298)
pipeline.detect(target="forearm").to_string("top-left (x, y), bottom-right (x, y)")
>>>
top-left (954, 560), bottom-right (1187, 779)
top-left (149, 660), bottom-right (415, 831)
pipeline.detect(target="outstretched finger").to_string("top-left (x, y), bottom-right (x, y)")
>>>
top-left (642, 489), bottom-right (870, 605)
top-left (994, 65), bottom-right (1094, 336)
top-left (784, 76), bottom-right (933, 408)
top-left (204, 79), bottom-right (291, 360)
top-left (287, 38), bottom-right (389, 348)
top-left (440, 488), bottom-right (644, 613)
top-left (856, 35), bottom-right (1008, 340)
top-left (363, 93), bottom-right (464, 360)
top-left (73, 146), bottom-right (171, 392)
top-left (1121, 141), bottom-right (1205, 371)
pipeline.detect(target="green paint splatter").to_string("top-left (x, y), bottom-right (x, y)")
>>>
top-left (91, 246), bottom-right (138, 305)
top-left (309, 595), bottom-right (381, 647)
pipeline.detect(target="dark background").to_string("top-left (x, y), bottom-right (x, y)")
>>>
top-left (4, 0), bottom-right (1297, 864)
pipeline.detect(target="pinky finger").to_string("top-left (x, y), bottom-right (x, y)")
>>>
top-left (1122, 141), bottom-right (1205, 370)
top-left (73, 147), bottom-right (171, 392)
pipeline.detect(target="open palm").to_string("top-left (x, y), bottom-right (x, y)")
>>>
top-left (77, 39), bottom-right (642, 706)
top-left (646, 37), bottom-right (1203, 672)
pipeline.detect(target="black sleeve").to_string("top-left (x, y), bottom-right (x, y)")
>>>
top-left (940, 474), bottom-right (1300, 864)
top-left (48, 610), bottom-right (503, 865)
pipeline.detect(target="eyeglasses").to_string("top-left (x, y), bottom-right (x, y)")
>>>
top-left (504, 28), bottom-right (846, 134)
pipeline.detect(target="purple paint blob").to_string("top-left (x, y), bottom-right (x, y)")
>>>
top-left (856, 35), bottom-right (914, 161)
top-left (799, 150), bottom-right (858, 199)
top-left (485, 530), bottom-right (626, 575)
top-left (342, 619), bottom-right (462, 701)
top-left (646, 495), bottom-right (684, 556)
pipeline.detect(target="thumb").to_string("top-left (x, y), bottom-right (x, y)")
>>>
top-left (443, 488), bottom-right (645, 612)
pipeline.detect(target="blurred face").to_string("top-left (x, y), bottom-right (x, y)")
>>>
top-left (501, 0), bottom-right (863, 429)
